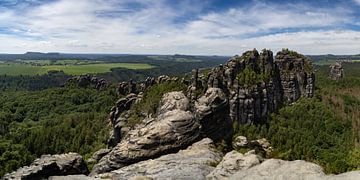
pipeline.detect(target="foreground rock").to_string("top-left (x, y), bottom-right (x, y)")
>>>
top-left (4, 153), bottom-right (88, 180)
top-left (207, 150), bottom-right (262, 179)
top-left (95, 138), bottom-right (222, 180)
top-left (91, 92), bottom-right (200, 175)
top-left (229, 159), bottom-right (360, 180)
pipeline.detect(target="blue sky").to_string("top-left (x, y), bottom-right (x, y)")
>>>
top-left (0, 0), bottom-right (359, 55)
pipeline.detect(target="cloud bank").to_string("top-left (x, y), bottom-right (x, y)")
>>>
top-left (0, 0), bottom-right (359, 55)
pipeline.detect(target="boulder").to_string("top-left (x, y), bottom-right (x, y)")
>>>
top-left (229, 158), bottom-right (360, 180)
top-left (96, 138), bottom-right (222, 180)
top-left (91, 92), bottom-right (200, 175)
top-left (4, 153), bottom-right (89, 180)
top-left (207, 150), bottom-right (263, 179)
top-left (158, 91), bottom-right (190, 114)
top-left (195, 88), bottom-right (232, 142)
top-left (232, 136), bottom-right (272, 157)
top-left (232, 136), bottom-right (248, 149)
top-left (87, 149), bottom-right (111, 164)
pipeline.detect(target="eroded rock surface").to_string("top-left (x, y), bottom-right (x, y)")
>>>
top-left (195, 88), bottom-right (232, 142)
top-left (329, 61), bottom-right (344, 81)
top-left (96, 138), bottom-right (222, 180)
top-left (189, 49), bottom-right (315, 126)
top-left (91, 92), bottom-right (200, 175)
top-left (207, 150), bottom-right (263, 179)
top-left (4, 153), bottom-right (88, 180)
top-left (66, 75), bottom-right (107, 90)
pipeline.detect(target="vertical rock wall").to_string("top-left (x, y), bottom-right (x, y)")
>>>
top-left (189, 49), bottom-right (315, 128)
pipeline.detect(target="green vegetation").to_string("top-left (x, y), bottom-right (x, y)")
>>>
top-left (236, 67), bottom-right (270, 86)
top-left (0, 62), bottom-right (154, 76)
top-left (127, 81), bottom-right (187, 127)
top-left (235, 62), bottom-right (360, 174)
top-left (236, 98), bottom-right (352, 173)
top-left (0, 85), bottom-right (117, 176)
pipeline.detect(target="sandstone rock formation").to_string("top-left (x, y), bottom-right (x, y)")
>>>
top-left (195, 88), bottom-right (232, 142)
top-left (91, 91), bottom-right (200, 175)
top-left (66, 75), bottom-right (107, 90)
top-left (95, 138), bottom-right (222, 180)
top-left (188, 49), bottom-right (315, 127)
top-left (117, 80), bottom-right (137, 95)
top-left (207, 150), bottom-right (263, 179)
top-left (4, 153), bottom-right (88, 180)
top-left (329, 61), bottom-right (344, 80)
top-left (229, 159), bottom-right (360, 180)
top-left (108, 93), bottom-right (139, 147)
top-left (87, 149), bottom-right (111, 164)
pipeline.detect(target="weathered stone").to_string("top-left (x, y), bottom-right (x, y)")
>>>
top-left (329, 61), bottom-right (344, 80)
top-left (87, 149), bottom-right (111, 164)
top-left (4, 153), bottom-right (88, 180)
top-left (96, 138), bottom-right (222, 180)
top-left (232, 136), bottom-right (248, 149)
top-left (66, 75), bottom-right (107, 90)
top-left (91, 92), bottom-right (200, 175)
top-left (207, 150), bottom-right (263, 179)
top-left (158, 91), bottom-right (190, 114)
top-left (229, 158), bottom-right (360, 180)
top-left (188, 49), bottom-right (315, 126)
top-left (108, 93), bottom-right (139, 147)
top-left (195, 88), bottom-right (232, 142)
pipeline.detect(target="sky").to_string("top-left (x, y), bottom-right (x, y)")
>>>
top-left (0, 0), bottom-right (359, 55)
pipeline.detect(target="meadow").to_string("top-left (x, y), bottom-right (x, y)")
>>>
top-left (0, 62), bottom-right (154, 76)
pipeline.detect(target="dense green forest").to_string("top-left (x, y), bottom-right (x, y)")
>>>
top-left (0, 85), bottom-right (117, 176)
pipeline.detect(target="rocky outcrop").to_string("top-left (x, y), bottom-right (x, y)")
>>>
top-left (189, 49), bottom-right (315, 126)
top-left (207, 150), bottom-right (263, 179)
top-left (91, 91), bottom-right (200, 175)
top-left (329, 61), bottom-right (344, 80)
top-left (4, 153), bottom-right (88, 180)
top-left (195, 88), bottom-right (232, 142)
top-left (95, 138), bottom-right (222, 180)
top-left (117, 80), bottom-right (137, 95)
top-left (87, 149), bottom-right (111, 164)
top-left (108, 93), bottom-right (139, 147)
top-left (232, 136), bottom-right (272, 157)
top-left (66, 75), bottom-right (107, 90)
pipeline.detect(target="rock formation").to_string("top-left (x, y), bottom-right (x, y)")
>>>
top-left (94, 138), bottom-right (222, 180)
top-left (189, 49), bottom-right (315, 126)
top-left (3, 153), bottom-right (88, 180)
top-left (91, 92), bottom-right (200, 175)
top-left (107, 93), bottom-right (139, 147)
top-left (329, 61), bottom-right (344, 80)
top-left (66, 75), bottom-right (107, 90)
top-left (207, 150), bottom-right (263, 179)
top-left (195, 88), bottom-right (232, 142)
top-left (229, 159), bottom-right (360, 180)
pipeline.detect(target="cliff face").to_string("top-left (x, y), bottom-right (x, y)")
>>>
top-left (189, 49), bottom-right (315, 130)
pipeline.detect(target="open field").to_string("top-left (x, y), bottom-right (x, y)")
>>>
top-left (0, 62), bottom-right (154, 76)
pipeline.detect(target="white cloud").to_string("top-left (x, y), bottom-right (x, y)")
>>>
top-left (355, 0), bottom-right (360, 5)
top-left (0, 0), bottom-right (359, 55)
